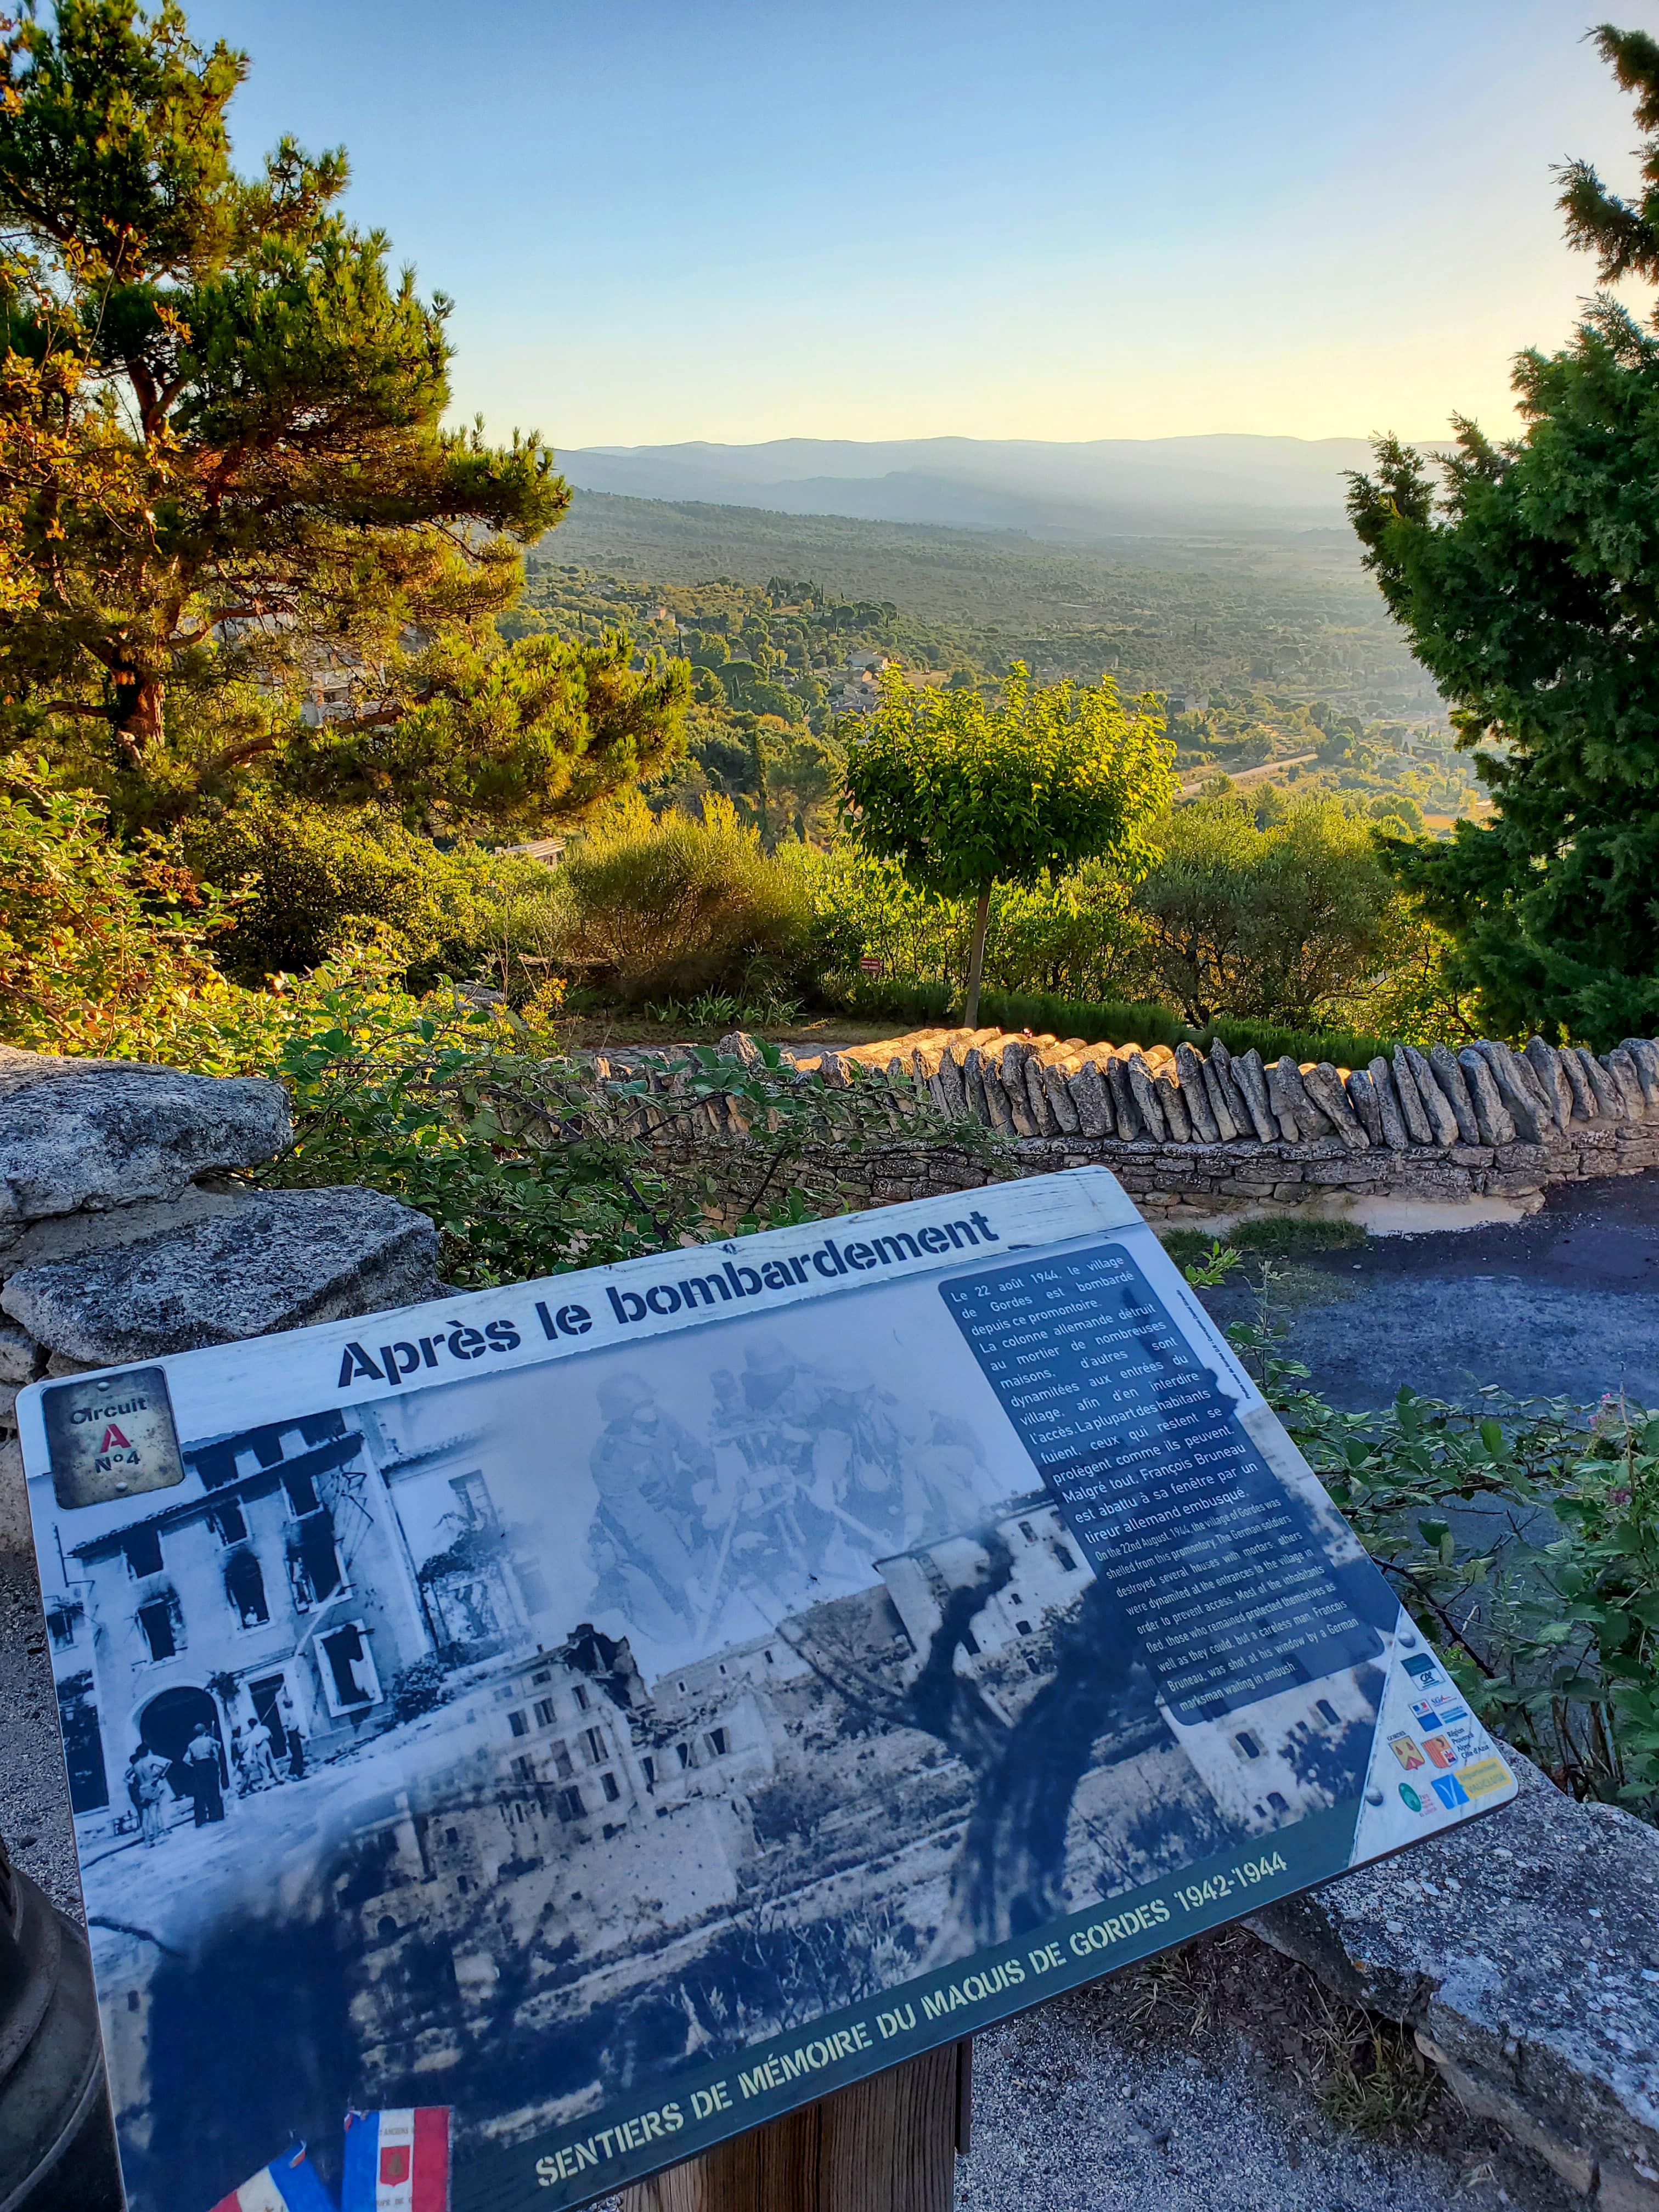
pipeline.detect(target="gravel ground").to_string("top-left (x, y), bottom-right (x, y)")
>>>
top-left (956, 1943), bottom-right (1577, 2212)
top-left (1, 1539), bottom-right (83, 1924)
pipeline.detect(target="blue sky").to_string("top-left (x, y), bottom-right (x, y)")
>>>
top-left (190, 0), bottom-right (1654, 447)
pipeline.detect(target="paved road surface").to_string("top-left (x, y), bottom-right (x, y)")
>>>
top-left (1199, 1174), bottom-right (1659, 1412)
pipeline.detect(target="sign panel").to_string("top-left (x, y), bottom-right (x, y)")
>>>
top-left (18, 1167), bottom-right (1514, 2212)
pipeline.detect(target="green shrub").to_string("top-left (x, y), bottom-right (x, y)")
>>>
top-left (0, 763), bottom-right (486, 1074)
top-left (1263, 1361), bottom-right (1659, 1819)
top-left (1134, 795), bottom-right (1399, 1028)
top-left (0, 763), bottom-right (292, 1070)
top-left (795, 803), bottom-right (1414, 1052)
top-left (1189, 1258), bottom-right (1657, 1820)
top-left (185, 799), bottom-right (436, 981)
top-left (419, 845), bottom-right (568, 1007)
top-left (552, 795), bottom-right (812, 1003)
top-left (182, 798), bottom-right (560, 991)
top-left (260, 998), bottom-right (1000, 1286)
top-left (800, 845), bottom-right (1156, 1007)
top-left (1201, 1014), bottom-right (1400, 1070)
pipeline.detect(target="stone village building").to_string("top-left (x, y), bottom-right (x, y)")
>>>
top-left (38, 1403), bottom-right (546, 1820)
top-left (37, 1377), bottom-right (1381, 2137)
top-left (877, 1495), bottom-right (1377, 1835)
top-left (341, 1623), bottom-right (808, 2090)
top-left (41, 1381), bottom-right (1378, 1867)
top-left (332, 1498), bottom-right (1383, 2106)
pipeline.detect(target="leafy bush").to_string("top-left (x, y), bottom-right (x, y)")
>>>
top-left (796, 797), bottom-right (1427, 1053)
top-left (1134, 795), bottom-right (1398, 1028)
top-left (0, 764), bottom-right (293, 1070)
top-left (1201, 1014), bottom-right (1400, 1071)
top-left (1299, 1379), bottom-right (1659, 1816)
top-left (1221, 1273), bottom-right (1659, 1819)
top-left (259, 992), bottom-right (1001, 1288)
top-left (551, 794), bottom-right (812, 1003)
top-left (185, 799), bottom-right (439, 982)
top-left (184, 797), bottom-right (565, 996)
top-left (800, 845), bottom-right (1156, 1007)
top-left (0, 761), bottom-right (539, 1074)
top-left (639, 988), bottom-right (804, 1032)
top-left (1345, 901), bottom-right (1478, 1050)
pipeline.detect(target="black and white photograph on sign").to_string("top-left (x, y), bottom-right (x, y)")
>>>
top-left (18, 1175), bottom-right (1516, 2212)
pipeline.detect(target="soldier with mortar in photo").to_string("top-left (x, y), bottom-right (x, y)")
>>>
top-left (588, 1372), bottom-right (714, 1638)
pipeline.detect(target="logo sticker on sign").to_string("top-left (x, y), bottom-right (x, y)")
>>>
top-left (40, 1364), bottom-right (184, 1510)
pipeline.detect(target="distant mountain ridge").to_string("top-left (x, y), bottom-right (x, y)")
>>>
top-left (556, 435), bottom-right (1435, 539)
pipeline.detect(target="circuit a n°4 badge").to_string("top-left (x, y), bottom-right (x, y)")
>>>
top-left (41, 1365), bottom-right (185, 1510)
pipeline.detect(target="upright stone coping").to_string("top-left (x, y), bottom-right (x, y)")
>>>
top-left (636, 1029), bottom-right (1659, 1221)
top-left (0, 1048), bottom-right (292, 1225)
top-left (799, 1025), bottom-right (1659, 1163)
top-left (1250, 1756), bottom-right (1659, 2208)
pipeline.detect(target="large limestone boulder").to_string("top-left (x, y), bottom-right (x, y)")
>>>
top-left (0, 1181), bottom-right (258, 1282)
top-left (0, 1048), bottom-right (292, 1224)
top-left (1251, 1755), bottom-right (1659, 2205)
top-left (1, 1187), bottom-right (442, 1365)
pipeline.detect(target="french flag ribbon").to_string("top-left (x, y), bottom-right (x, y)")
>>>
top-left (342, 2107), bottom-right (452, 2212)
top-left (208, 2145), bottom-right (336, 2212)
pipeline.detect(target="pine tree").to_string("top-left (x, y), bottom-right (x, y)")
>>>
top-left (1350, 25), bottom-right (1659, 1046)
top-left (0, 1), bottom-right (687, 833)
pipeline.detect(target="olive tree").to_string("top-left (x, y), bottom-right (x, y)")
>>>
top-left (1133, 794), bottom-right (1399, 1026)
top-left (843, 663), bottom-right (1173, 1025)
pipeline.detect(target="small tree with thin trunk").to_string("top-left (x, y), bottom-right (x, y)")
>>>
top-left (843, 662), bottom-right (1172, 1025)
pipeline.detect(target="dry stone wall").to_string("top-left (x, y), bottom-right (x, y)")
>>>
top-left (690, 1025), bottom-right (1659, 1220)
top-left (0, 1047), bottom-right (444, 1551)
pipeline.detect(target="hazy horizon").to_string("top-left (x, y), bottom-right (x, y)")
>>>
top-left (188, 0), bottom-right (1650, 452)
top-left (550, 431), bottom-right (1455, 538)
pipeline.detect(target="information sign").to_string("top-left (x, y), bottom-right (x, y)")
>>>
top-left (18, 1167), bottom-right (1515, 2212)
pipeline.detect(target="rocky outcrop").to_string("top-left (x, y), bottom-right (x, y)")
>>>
top-left (1251, 1756), bottom-right (1659, 2208)
top-left (0, 1049), bottom-right (291, 1225)
top-left (0, 1054), bottom-right (438, 1552)
top-left (2, 1188), bottom-right (442, 1367)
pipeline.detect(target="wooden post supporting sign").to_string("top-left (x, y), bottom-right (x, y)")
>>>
top-left (620, 2041), bottom-right (970, 2212)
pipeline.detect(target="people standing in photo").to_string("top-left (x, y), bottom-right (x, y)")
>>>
top-left (243, 1715), bottom-right (278, 1789)
top-left (183, 1722), bottom-right (225, 1826)
top-left (279, 1689), bottom-right (307, 1780)
top-left (126, 1744), bottom-right (172, 1847)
